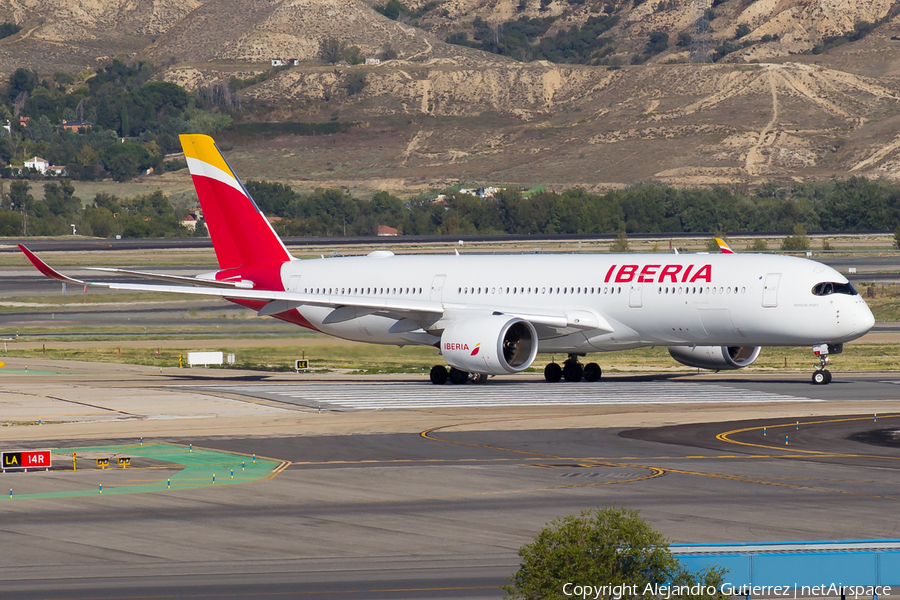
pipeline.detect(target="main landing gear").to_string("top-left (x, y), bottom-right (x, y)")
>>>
top-left (544, 355), bottom-right (602, 383)
top-left (429, 365), bottom-right (488, 385)
top-left (811, 343), bottom-right (841, 385)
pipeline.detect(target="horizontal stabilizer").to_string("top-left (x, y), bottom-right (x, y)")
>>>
top-left (86, 268), bottom-right (254, 289)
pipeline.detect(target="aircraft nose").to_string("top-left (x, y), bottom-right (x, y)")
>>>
top-left (855, 301), bottom-right (876, 336)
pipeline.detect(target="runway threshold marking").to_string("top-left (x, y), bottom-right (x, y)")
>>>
top-left (5, 444), bottom-right (286, 501)
top-left (195, 381), bottom-right (812, 410)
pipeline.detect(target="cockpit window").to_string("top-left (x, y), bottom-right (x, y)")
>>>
top-left (812, 282), bottom-right (858, 296)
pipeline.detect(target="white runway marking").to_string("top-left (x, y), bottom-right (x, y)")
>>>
top-left (186, 382), bottom-right (813, 410)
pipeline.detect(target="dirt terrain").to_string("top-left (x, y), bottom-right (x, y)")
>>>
top-left (210, 58), bottom-right (900, 192)
top-left (0, 0), bottom-right (898, 191)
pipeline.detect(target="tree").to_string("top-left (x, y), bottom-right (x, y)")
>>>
top-left (505, 507), bottom-right (726, 600)
top-left (9, 180), bottom-right (33, 235)
top-left (374, 0), bottom-right (409, 20)
top-left (610, 231), bottom-right (629, 252)
top-left (120, 105), bottom-right (130, 137)
top-left (245, 180), bottom-right (300, 216)
top-left (319, 38), bottom-right (347, 64)
top-left (0, 22), bottom-right (21, 40)
top-left (193, 219), bottom-right (209, 237)
top-left (781, 223), bottom-right (810, 252)
top-left (343, 45), bottom-right (365, 65)
top-left (379, 43), bottom-right (398, 61)
top-left (43, 180), bottom-right (81, 217)
top-left (749, 238), bottom-right (768, 252)
top-left (102, 142), bottom-right (152, 182)
top-left (734, 23), bottom-right (751, 39)
top-left (345, 73), bottom-right (368, 96)
top-left (187, 109), bottom-right (233, 135)
top-left (646, 31), bottom-right (669, 55)
top-left (8, 68), bottom-right (37, 102)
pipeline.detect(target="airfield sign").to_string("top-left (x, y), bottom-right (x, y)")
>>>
top-left (2, 450), bottom-right (52, 472)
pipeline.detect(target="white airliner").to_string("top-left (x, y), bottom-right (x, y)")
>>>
top-left (20, 135), bottom-right (875, 385)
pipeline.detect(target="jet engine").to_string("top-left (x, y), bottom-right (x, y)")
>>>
top-left (668, 345), bottom-right (761, 370)
top-left (440, 315), bottom-right (538, 375)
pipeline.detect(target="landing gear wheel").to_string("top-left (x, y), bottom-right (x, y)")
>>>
top-left (544, 363), bottom-right (562, 383)
top-left (583, 363), bottom-right (602, 382)
top-left (812, 370), bottom-right (831, 385)
top-left (449, 367), bottom-right (469, 385)
top-left (471, 372), bottom-right (489, 384)
top-left (563, 362), bottom-right (584, 382)
top-left (810, 344), bottom-right (835, 385)
top-left (429, 365), bottom-right (448, 385)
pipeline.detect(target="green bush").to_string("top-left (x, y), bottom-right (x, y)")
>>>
top-left (505, 507), bottom-right (726, 600)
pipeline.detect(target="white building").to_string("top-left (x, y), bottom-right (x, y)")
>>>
top-left (24, 156), bottom-right (49, 174)
top-left (180, 215), bottom-right (197, 231)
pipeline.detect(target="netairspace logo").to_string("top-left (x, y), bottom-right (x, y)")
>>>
top-left (562, 583), bottom-right (892, 600)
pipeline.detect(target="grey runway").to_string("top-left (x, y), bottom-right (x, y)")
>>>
top-left (185, 380), bottom-right (814, 409)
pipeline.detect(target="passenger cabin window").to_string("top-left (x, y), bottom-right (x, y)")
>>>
top-left (812, 282), bottom-right (858, 296)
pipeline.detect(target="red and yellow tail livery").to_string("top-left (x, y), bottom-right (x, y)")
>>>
top-left (181, 134), bottom-right (292, 270)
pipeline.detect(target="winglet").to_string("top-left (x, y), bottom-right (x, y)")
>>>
top-left (716, 238), bottom-right (735, 254)
top-left (18, 245), bottom-right (85, 285)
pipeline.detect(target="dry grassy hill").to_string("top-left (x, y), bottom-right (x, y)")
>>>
top-left (0, 0), bottom-right (205, 74)
top-left (405, 0), bottom-right (897, 62)
top-left (0, 0), bottom-right (898, 193)
top-left (207, 57), bottom-right (900, 193)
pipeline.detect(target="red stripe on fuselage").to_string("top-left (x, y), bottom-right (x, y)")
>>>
top-left (228, 299), bottom-right (320, 332)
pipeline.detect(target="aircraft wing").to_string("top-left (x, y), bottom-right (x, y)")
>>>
top-left (20, 245), bottom-right (610, 334)
top-left (84, 267), bottom-right (254, 289)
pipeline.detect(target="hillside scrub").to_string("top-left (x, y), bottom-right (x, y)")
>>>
top-left (0, 60), bottom-right (231, 182)
top-left (0, 182), bottom-right (195, 238)
top-left (248, 177), bottom-right (900, 237)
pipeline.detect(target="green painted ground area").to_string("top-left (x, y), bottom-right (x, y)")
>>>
top-left (8, 443), bottom-right (281, 500)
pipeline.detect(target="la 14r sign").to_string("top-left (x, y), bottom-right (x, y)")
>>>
top-left (2, 450), bottom-right (51, 471)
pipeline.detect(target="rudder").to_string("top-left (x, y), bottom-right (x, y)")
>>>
top-left (180, 134), bottom-right (292, 270)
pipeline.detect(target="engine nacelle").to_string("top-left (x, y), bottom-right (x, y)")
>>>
top-left (668, 345), bottom-right (761, 370)
top-left (440, 315), bottom-right (538, 375)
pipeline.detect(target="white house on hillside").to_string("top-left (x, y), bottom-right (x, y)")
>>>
top-left (24, 156), bottom-right (49, 173)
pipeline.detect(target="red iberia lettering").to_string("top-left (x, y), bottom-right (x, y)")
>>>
top-left (681, 265), bottom-right (694, 282)
top-left (604, 265), bottom-right (616, 283)
top-left (689, 264), bottom-right (712, 283)
top-left (443, 343), bottom-right (469, 351)
top-left (615, 265), bottom-right (637, 283)
top-left (638, 264), bottom-right (660, 283)
top-left (659, 265), bottom-right (682, 283)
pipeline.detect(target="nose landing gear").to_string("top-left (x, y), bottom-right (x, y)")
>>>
top-left (811, 343), bottom-right (841, 385)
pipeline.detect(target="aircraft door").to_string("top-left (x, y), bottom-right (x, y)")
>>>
top-left (287, 275), bottom-right (301, 292)
top-left (629, 283), bottom-right (643, 308)
top-left (430, 274), bottom-right (447, 303)
top-left (762, 273), bottom-right (780, 307)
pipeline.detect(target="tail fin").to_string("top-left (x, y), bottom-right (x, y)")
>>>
top-left (715, 238), bottom-right (734, 254)
top-left (180, 134), bottom-right (292, 270)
